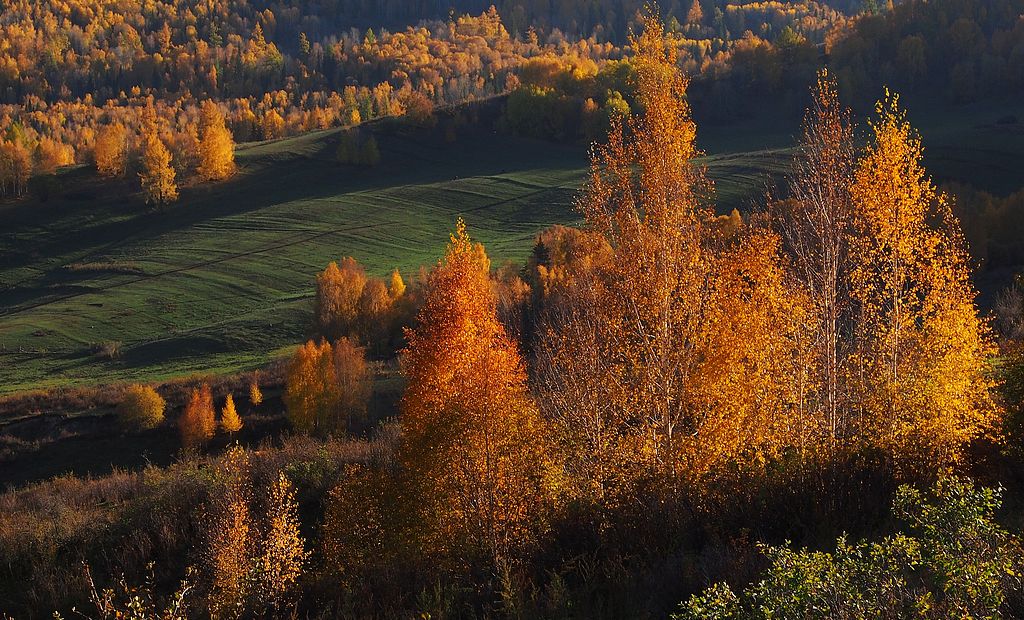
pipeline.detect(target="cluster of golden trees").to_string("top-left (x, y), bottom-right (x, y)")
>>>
top-left (0, 2), bottom-right (886, 199)
top-left (314, 15), bottom-right (997, 581)
top-left (178, 382), bottom-right (251, 449)
top-left (283, 337), bottom-right (371, 435)
top-left (94, 100), bottom-right (235, 205)
top-left (207, 447), bottom-right (307, 618)
top-left (313, 258), bottom-right (409, 355)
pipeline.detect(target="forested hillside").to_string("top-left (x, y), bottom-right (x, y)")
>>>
top-left (2, 2), bottom-right (1024, 618)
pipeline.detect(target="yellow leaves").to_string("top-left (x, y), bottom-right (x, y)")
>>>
top-left (139, 123), bottom-right (177, 205)
top-left (284, 337), bottom-right (369, 435)
top-left (94, 122), bottom-right (128, 177)
top-left (117, 384), bottom-right (165, 431)
top-left (207, 448), bottom-right (307, 617)
top-left (847, 90), bottom-right (998, 471)
top-left (220, 394), bottom-right (242, 434)
top-left (314, 257), bottom-right (367, 340)
top-left (248, 379), bottom-right (263, 408)
top-left (198, 100), bottom-right (236, 181)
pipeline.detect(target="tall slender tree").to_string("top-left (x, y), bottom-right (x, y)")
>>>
top-left (780, 70), bottom-right (857, 447)
top-left (849, 91), bottom-right (997, 468)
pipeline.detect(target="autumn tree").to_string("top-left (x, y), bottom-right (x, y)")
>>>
top-left (400, 219), bottom-right (558, 566)
top-left (388, 268), bottom-right (406, 299)
top-left (117, 384), bottom-right (166, 431)
top-left (779, 70), bottom-right (857, 447)
top-left (220, 394), bottom-right (243, 434)
top-left (207, 450), bottom-right (307, 617)
top-left (180, 383), bottom-right (216, 449)
top-left (260, 110), bottom-right (285, 140)
top-left (536, 13), bottom-right (808, 500)
top-left (208, 447), bottom-right (253, 619)
top-left (848, 92), bottom-right (997, 469)
top-left (93, 123), bottom-right (129, 177)
top-left (198, 101), bottom-right (236, 181)
top-left (248, 377), bottom-right (264, 408)
top-left (314, 258), bottom-right (367, 340)
top-left (139, 125), bottom-right (178, 205)
top-left (253, 473), bottom-right (307, 612)
top-left (0, 140), bottom-right (32, 198)
top-left (284, 337), bottom-right (370, 435)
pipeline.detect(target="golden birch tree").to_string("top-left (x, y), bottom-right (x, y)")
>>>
top-left (849, 91), bottom-right (997, 469)
top-left (400, 219), bottom-right (558, 566)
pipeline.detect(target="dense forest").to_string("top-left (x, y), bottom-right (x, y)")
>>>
top-left (2, 1), bottom-right (1024, 618)
top-left (2, 0), bottom-right (1022, 201)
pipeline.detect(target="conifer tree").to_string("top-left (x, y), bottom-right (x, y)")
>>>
top-left (220, 394), bottom-right (243, 434)
top-left (139, 124), bottom-right (177, 205)
top-left (248, 379), bottom-right (263, 408)
top-left (198, 100), bottom-right (236, 181)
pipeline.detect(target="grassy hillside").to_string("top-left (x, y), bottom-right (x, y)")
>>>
top-left (1, 96), bottom-right (1021, 395)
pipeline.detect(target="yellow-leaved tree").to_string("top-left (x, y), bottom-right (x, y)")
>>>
top-left (314, 258), bottom-right (367, 340)
top-left (284, 337), bottom-right (369, 434)
top-left (848, 91), bottom-right (997, 469)
top-left (399, 219), bottom-right (559, 567)
top-left (207, 448), bottom-right (307, 617)
top-left (198, 100), bottom-right (236, 181)
top-left (254, 473), bottom-right (308, 612)
top-left (94, 123), bottom-right (129, 177)
top-left (139, 122), bottom-right (178, 205)
top-left (208, 447), bottom-right (253, 619)
top-left (117, 384), bottom-right (166, 431)
top-left (220, 394), bottom-right (243, 434)
top-left (536, 12), bottom-right (808, 500)
top-left (248, 377), bottom-right (263, 408)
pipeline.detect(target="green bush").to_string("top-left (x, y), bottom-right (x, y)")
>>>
top-left (674, 476), bottom-right (1023, 619)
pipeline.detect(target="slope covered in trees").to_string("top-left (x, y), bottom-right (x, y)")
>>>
top-left (1, 4), bottom-right (1024, 617)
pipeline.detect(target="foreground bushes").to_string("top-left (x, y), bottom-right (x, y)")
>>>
top-left (677, 477), bottom-right (1024, 619)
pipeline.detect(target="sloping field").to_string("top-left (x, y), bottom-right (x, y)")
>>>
top-left (1, 94), bottom-right (1021, 394)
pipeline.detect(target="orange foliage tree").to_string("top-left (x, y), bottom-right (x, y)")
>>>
top-left (179, 383), bottom-right (216, 449)
top-left (399, 219), bottom-right (559, 566)
top-left (537, 12), bottom-right (809, 500)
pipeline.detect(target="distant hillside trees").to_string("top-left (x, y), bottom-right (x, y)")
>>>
top-left (198, 102), bottom-right (236, 182)
top-left (139, 124), bottom-right (178, 205)
top-left (284, 338), bottom-right (370, 435)
top-left (94, 123), bottom-right (129, 177)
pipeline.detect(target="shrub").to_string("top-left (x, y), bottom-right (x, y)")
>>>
top-left (674, 476), bottom-right (1023, 619)
top-left (117, 384), bottom-right (166, 431)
